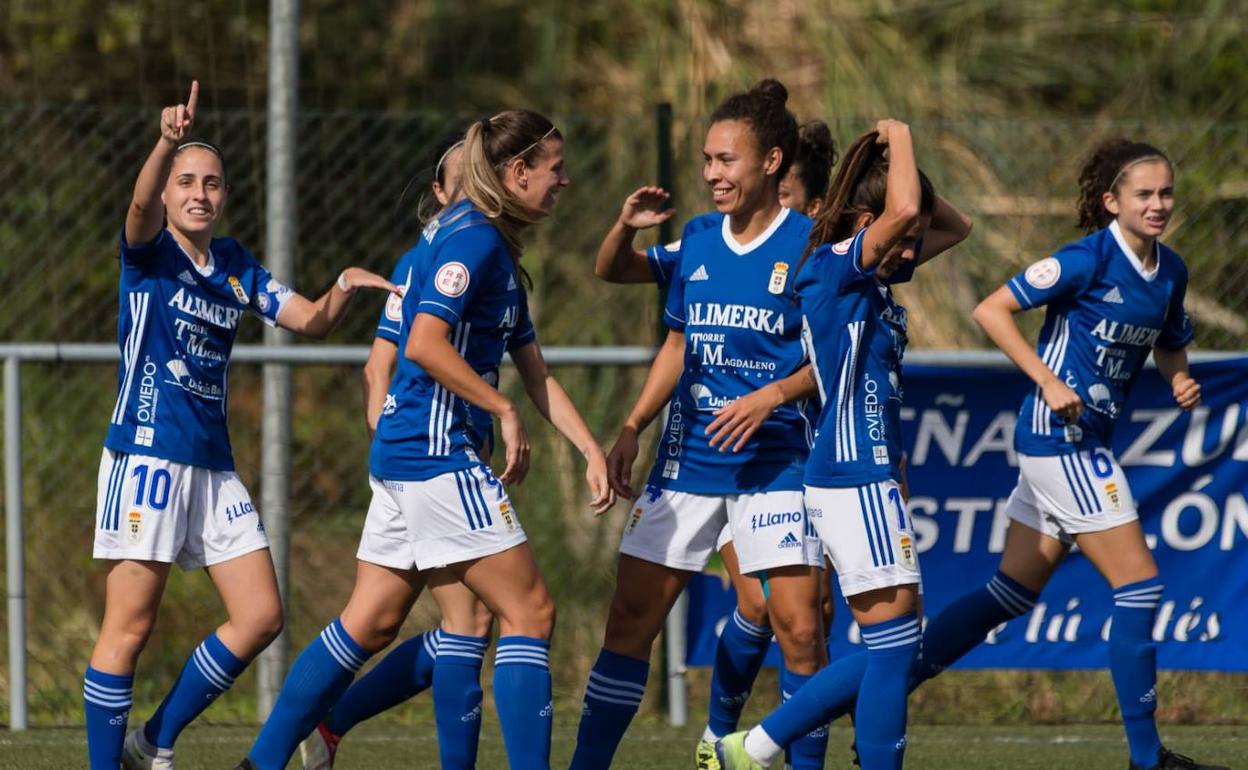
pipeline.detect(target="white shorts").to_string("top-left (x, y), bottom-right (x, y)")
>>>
top-left (1004, 449), bottom-right (1138, 544)
top-left (358, 464), bottom-right (527, 571)
top-left (805, 479), bottom-right (921, 597)
top-left (619, 485), bottom-right (821, 575)
top-left (94, 449), bottom-right (269, 569)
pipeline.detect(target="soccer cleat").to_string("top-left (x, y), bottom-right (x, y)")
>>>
top-left (121, 726), bottom-right (175, 770)
top-left (1128, 743), bottom-right (1233, 768)
top-left (1129, 747), bottom-right (1230, 770)
top-left (695, 738), bottom-right (722, 770)
top-left (714, 732), bottom-right (766, 770)
top-left (299, 721), bottom-right (341, 769)
top-left (232, 759), bottom-right (256, 770)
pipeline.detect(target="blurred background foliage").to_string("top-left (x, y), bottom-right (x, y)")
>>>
top-left (1, 0), bottom-right (1246, 726)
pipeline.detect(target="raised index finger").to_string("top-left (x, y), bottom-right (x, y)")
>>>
top-left (186, 80), bottom-right (200, 118)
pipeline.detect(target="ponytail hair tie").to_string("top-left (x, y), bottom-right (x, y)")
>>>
top-left (479, 118), bottom-right (492, 134)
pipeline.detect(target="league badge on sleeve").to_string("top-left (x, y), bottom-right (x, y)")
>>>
top-left (435, 262), bottom-right (470, 297)
top-left (1024, 258), bottom-right (1061, 290)
top-left (768, 261), bottom-right (789, 294)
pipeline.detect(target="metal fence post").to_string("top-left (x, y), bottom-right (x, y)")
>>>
top-left (256, 0), bottom-right (300, 721)
top-left (4, 356), bottom-right (28, 730)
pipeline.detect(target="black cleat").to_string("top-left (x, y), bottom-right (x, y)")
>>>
top-left (1129, 747), bottom-right (1230, 770)
top-left (232, 759), bottom-right (256, 770)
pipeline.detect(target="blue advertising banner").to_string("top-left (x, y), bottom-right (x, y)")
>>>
top-left (685, 357), bottom-right (1248, 671)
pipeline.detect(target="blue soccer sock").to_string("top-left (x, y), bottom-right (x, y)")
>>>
top-left (84, 667), bottom-right (133, 770)
top-left (326, 629), bottom-right (439, 737)
top-left (705, 608), bottom-right (772, 739)
top-left (247, 619), bottom-right (370, 770)
top-left (917, 571), bottom-right (1039, 683)
top-left (854, 615), bottom-right (921, 770)
top-left (754, 652), bottom-right (867, 757)
top-left (143, 632), bottom-right (247, 749)
top-left (433, 632), bottom-right (489, 770)
top-left (569, 648), bottom-right (649, 770)
top-left (782, 668), bottom-right (830, 770)
top-left (1110, 578), bottom-right (1165, 768)
top-left (493, 636), bottom-right (553, 770)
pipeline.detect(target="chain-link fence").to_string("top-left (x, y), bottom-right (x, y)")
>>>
top-left (1, 105), bottom-right (1246, 726)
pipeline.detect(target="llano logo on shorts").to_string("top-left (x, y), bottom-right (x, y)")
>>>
top-left (1024, 257), bottom-right (1061, 290)
top-left (752, 511), bottom-right (803, 532)
top-left (434, 262), bottom-right (470, 297)
top-left (128, 511), bottom-right (142, 543)
top-left (224, 500), bottom-right (256, 524)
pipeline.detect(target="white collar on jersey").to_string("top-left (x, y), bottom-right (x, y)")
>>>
top-left (1109, 220), bottom-right (1160, 282)
top-left (171, 234), bottom-right (216, 276)
top-left (720, 206), bottom-right (790, 256)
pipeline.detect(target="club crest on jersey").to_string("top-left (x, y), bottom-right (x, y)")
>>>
top-left (832, 237), bottom-right (853, 255)
top-left (384, 291), bottom-right (403, 322)
top-left (435, 262), bottom-right (470, 297)
top-left (768, 261), bottom-right (789, 294)
top-left (1024, 257), bottom-right (1061, 289)
top-left (228, 276), bottom-right (248, 304)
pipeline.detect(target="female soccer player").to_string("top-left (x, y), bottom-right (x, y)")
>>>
top-left (593, 118), bottom-right (840, 770)
top-left (236, 109), bottom-right (613, 770)
top-left (569, 79), bottom-right (831, 770)
top-left (883, 138), bottom-right (1218, 770)
top-left (300, 135), bottom-right (499, 770)
top-left (716, 119), bottom-right (971, 770)
top-left (88, 81), bottom-right (397, 770)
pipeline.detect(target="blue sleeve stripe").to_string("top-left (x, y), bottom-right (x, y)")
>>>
top-left (1008, 277), bottom-right (1033, 307)
top-left (417, 300), bottom-right (462, 323)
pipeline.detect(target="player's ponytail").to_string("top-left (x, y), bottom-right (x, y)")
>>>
top-left (710, 78), bottom-right (799, 182)
top-left (459, 110), bottom-right (562, 282)
top-left (1076, 138), bottom-right (1170, 234)
top-left (796, 129), bottom-right (935, 277)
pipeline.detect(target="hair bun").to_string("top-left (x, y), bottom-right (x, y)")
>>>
top-left (753, 78), bottom-right (789, 107)
top-left (800, 121), bottom-right (836, 165)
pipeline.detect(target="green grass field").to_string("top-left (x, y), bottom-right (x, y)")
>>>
top-left (2, 719), bottom-right (1243, 769)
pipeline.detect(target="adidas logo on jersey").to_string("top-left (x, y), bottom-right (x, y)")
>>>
top-left (689, 264), bottom-right (710, 281)
top-left (507, 274), bottom-right (517, 291)
top-left (178, 270), bottom-right (197, 285)
top-left (1102, 286), bottom-right (1124, 304)
top-left (778, 531), bottom-right (801, 549)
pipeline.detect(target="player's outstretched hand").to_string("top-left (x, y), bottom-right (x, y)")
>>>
top-left (160, 81), bottom-right (199, 145)
top-left (606, 426), bottom-right (640, 500)
top-left (585, 446), bottom-right (616, 515)
top-left (1041, 378), bottom-right (1084, 423)
top-left (618, 186), bottom-right (675, 230)
top-left (337, 267), bottom-right (400, 295)
top-left (706, 384), bottom-right (783, 453)
top-left (498, 408), bottom-right (531, 485)
top-left (1172, 375), bottom-right (1201, 410)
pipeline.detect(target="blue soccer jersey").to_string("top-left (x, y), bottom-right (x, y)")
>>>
top-left (375, 248), bottom-right (497, 456)
top-left (798, 228), bottom-right (910, 487)
top-left (103, 228), bottom-right (292, 471)
top-left (648, 208), bottom-right (817, 494)
top-left (370, 200), bottom-right (536, 481)
top-left (645, 212), bottom-right (722, 288)
top-left (1007, 221), bottom-right (1193, 456)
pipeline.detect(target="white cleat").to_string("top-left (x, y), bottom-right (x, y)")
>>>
top-left (121, 725), bottom-right (175, 770)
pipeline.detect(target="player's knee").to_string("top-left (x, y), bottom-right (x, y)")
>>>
top-left (736, 592), bottom-right (769, 626)
top-left (524, 591), bottom-right (556, 639)
top-left (98, 618), bottom-right (156, 663)
top-left (769, 609), bottom-right (822, 652)
top-left (251, 605), bottom-right (285, 646)
top-left (604, 592), bottom-right (662, 656)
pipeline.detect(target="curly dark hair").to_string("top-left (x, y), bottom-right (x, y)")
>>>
top-left (792, 120), bottom-right (837, 203)
top-left (1076, 138), bottom-right (1170, 233)
top-left (710, 78), bottom-right (799, 182)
